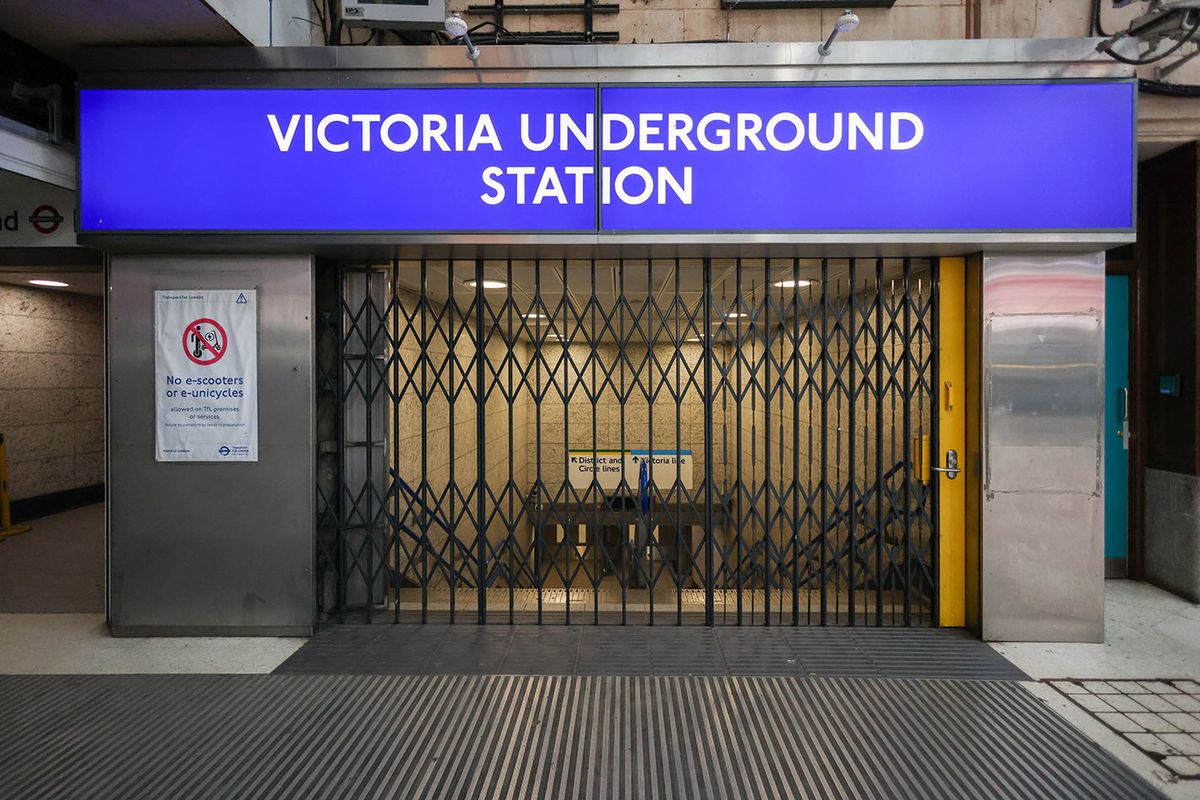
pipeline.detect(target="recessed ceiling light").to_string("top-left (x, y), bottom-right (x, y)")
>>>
top-left (685, 337), bottom-right (705, 343)
top-left (523, 312), bottom-right (548, 320)
top-left (772, 279), bottom-right (813, 289)
top-left (724, 311), bottom-right (749, 319)
top-left (28, 279), bottom-right (69, 288)
top-left (465, 279), bottom-right (508, 290)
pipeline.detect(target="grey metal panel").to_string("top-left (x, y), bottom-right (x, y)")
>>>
top-left (340, 268), bottom-right (389, 608)
top-left (980, 252), bottom-right (1105, 643)
top-left (78, 232), bottom-right (1138, 259)
top-left (0, 674), bottom-right (1165, 799)
top-left (107, 254), bottom-right (314, 634)
top-left (75, 38), bottom-right (1133, 81)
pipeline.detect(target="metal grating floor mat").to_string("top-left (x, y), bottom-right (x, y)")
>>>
top-left (0, 674), bottom-right (1162, 800)
top-left (275, 624), bottom-right (1030, 680)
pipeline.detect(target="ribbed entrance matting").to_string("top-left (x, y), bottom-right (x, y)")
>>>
top-left (277, 624), bottom-right (1029, 680)
top-left (0, 674), bottom-right (1162, 800)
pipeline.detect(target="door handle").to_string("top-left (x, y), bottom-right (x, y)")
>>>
top-left (931, 448), bottom-right (960, 480)
top-left (1119, 386), bottom-right (1130, 450)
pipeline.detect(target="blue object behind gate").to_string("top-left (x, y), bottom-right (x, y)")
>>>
top-left (1104, 274), bottom-right (1130, 570)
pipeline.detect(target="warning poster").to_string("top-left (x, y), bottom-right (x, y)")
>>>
top-left (154, 289), bottom-right (258, 462)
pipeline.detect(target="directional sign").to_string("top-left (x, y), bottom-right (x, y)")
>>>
top-left (568, 450), bottom-right (626, 492)
top-left (566, 448), bottom-right (693, 491)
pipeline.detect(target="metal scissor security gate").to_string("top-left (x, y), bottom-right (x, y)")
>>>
top-left (316, 258), bottom-right (938, 626)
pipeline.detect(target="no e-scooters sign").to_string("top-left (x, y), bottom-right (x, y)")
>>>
top-left (154, 290), bottom-right (258, 462)
top-left (183, 317), bottom-right (228, 366)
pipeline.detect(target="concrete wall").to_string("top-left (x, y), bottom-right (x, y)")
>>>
top-left (207, 0), bottom-right (317, 46)
top-left (108, 255), bottom-right (313, 635)
top-left (1136, 145), bottom-right (1200, 597)
top-left (0, 284), bottom-right (103, 501)
top-left (1144, 468), bottom-right (1200, 602)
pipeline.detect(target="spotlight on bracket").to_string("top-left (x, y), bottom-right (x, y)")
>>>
top-left (818, 10), bottom-right (860, 56)
top-left (444, 15), bottom-right (480, 66)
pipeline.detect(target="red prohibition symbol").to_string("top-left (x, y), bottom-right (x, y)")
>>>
top-left (183, 317), bottom-right (228, 366)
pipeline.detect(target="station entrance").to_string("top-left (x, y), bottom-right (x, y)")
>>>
top-left (317, 258), bottom-right (938, 626)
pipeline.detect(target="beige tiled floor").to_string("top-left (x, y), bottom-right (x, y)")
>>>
top-left (1052, 679), bottom-right (1200, 780)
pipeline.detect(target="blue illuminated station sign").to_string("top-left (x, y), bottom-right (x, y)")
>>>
top-left (78, 82), bottom-right (1134, 234)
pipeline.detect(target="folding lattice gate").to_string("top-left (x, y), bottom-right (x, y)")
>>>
top-left (316, 258), bottom-right (938, 626)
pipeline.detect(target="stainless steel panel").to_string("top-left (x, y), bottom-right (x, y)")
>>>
top-left (76, 38), bottom-right (1133, 83)
top-left (77, 232), bottom-right (1137, 261)
top-left (980, 252), bottom-right (1105, 642)
top-left (985, 312), bottom-right (1102, 494)
top-left (340, 268), bottom-right (388, 608)
top-left (107, 254), bottom-right (314, 634)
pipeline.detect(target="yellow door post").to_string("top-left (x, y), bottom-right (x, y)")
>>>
top-left (0, 433), bottom-right (34, 540)
top-left (938, 258), bottom-right (966, 627)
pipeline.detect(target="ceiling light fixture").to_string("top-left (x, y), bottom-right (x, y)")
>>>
top-left (28, 279), bottom-right (69, 288)
top-left (523, 312), bottom-right (549, 319)
top-left (772, 279), bottom-right (814, 289)
top-left (724, 311), bottom-right (749, 319)
top-left (465, 279), bottom-right (508, 290)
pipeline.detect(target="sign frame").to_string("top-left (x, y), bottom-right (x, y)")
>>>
top-left (76, 78), bottom-right (1137, 239)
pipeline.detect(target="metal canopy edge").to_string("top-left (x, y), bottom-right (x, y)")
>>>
top-left (76, 38), bottom-right (1133, 82)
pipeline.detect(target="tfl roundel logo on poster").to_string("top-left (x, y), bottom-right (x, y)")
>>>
top-left (77, 82), bottom-right (1134, 234)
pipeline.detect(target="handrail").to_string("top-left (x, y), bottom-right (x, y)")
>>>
top-left (390, 470), bottom-right (512, 589)
top-left (724, 459), bottom-right (917, 590)
top-left (388, 471), bottom-right (475, 586)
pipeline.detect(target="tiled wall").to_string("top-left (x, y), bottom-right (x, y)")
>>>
top-left (0, 285), bottom-right (104, 501)
top-left (381, 261), bottom-right (937, 587)
top-left (530, 341), bottom-right (749, 493)
top-left (390, 290), bottom-right (532, 577)
top-left (764, 273), bottom-right (935, 560)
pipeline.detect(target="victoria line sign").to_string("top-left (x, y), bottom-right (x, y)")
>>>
top-left (78, 82), bottom-right (1135, 234)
